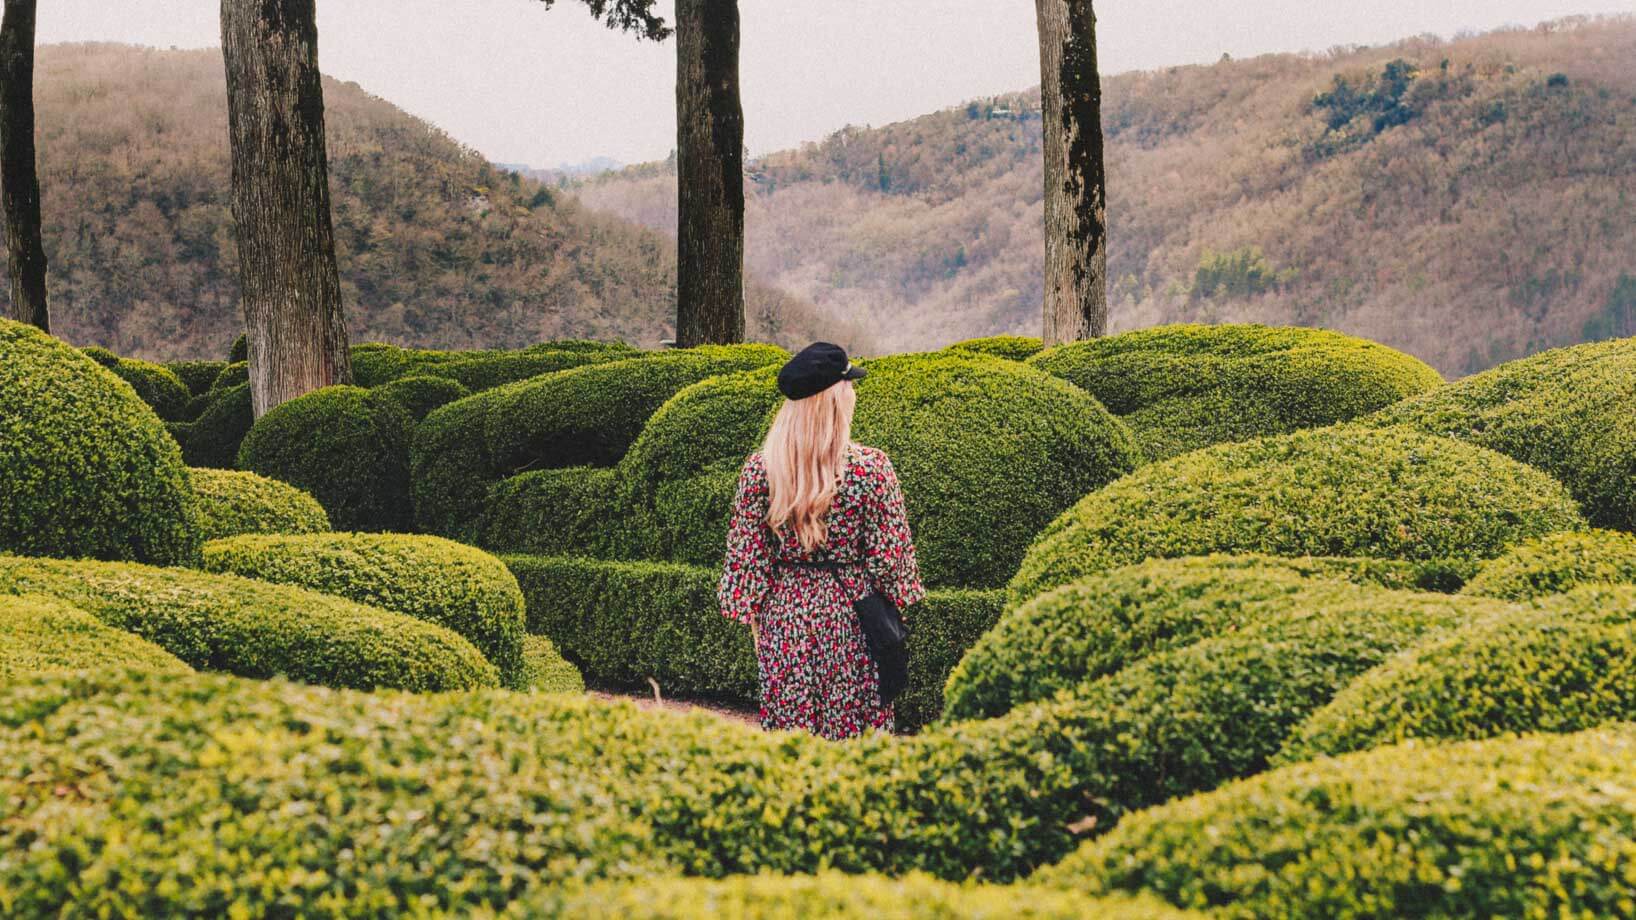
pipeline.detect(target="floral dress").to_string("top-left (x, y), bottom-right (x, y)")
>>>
top-left (718, 444), bottom-right (926, 740)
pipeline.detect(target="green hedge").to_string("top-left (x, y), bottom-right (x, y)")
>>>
top-left (238, 385), bottom-right (414, 532)
top-left (1040, 726), bottom-right (1636, 918)
top-left (1461, 529), bottom-right (1636, 600)
top-left (78, 344), bottom-right (120, 368)
top-left (111, 357), bottom-right (191, 421)
top-left (210, 359), bottom-right (248, 392)
top-left (541, 873), bottom-right (1199, 919)
top-left (202, 532), bottom-right (527, 688)
top-left (1027, 324), bottom-right (1443, 461)
top-left (0, 555), bottom-right (497, 692)
top-left (370, 374), bottom-right (470, 421)
top-left (1369, 336), bottom-right (1636, 531)
top-left (946, 334), bottom-right (1046, 361)
top-left (1007, 424), bottom-right (1586, 607)
top-left (188, 468), bottom-right (331, 542)
top-left (167, 381), bottom-right (253, 469)
top-left (1, 320), bottom-right (199, 566)
top-left (1279, 584), bottom-right (1636, 762)
top-left (411, 344), bottom-right (786, 540)
top-left (502, 554), bottom-right (1004, 731)
top-left (945, 555), bottom-right (1474, 723)
top-left (164, 359), bottom-right (229, 396)
top-left (0, 594), bottom-right (190, 680)
top-left (228, 332), bottom-right (247, 362)
top-left (520, 635), bottom-right (584, 693)
top-left (352, 340), bottom-right (637, 390)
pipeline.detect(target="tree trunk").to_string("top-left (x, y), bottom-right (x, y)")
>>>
top-left (0, 0), bottom-right (49, 332)
top-left (1036, 0), bottom-right (1108, 344)
top-left (674, 0), bottom-right (745, 346)
top-left (220, 0), bottom-right (351, 418)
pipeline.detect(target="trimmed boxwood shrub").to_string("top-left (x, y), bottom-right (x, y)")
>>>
top-left (945, 555), bottom-right (1473, 724)
top-left (946, 334), bottom-right (1046, 361)
top-left (201, 532), bottom-right (527, 688)
top-left (371, 373), bottom-right (470, 421)
top-left (228, 332), bottom-right (247, 362)
top-left (164, 359), bottom-right (229, 396)
top-left (0, 555), bottom-right (497, 691)
top-left (1, 319), bottom-right (199, 566)
top-left (238, 385), bottom-right (414, 532)
top-left (1028, 323), bottom-right (1443, 461)
top-left (503, 554), bottom-right (1004, 731)
top-left (353, 340), bottom-right (637, 390)
top-left (1278, 584), bottom-right (1636, 762)
top-left (1008, 424), bottom-right (1586, 607)
top-left (1369, 336), bottom-right (1636, 531)
top-left (110, 358), bottom-right (190, 421)
top-left (78, 344), bottom-right (121, 367)
top-left (167, 381), bottom-right (253, 469)
top-left (0, 594), bottom-right (190, 680)
top-left (1461, 529), bottom-right (1636, 600)
top-left (541, 873), bottom-right (1198, 919)
top-left (1040, 726), bottom-right (1636, 919)
top-left (479, 467), bottom-right (627, 558)
top-left (188, 468), bottom-right (331, 542)
top-left (521, 635), bottom-right (584, 693)
top-left (209, 359), bottom-right (248, 392)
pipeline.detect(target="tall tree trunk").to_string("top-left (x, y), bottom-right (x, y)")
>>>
top-left (220, 0), bottom-right (351, 417)
top-left (0, 0), bottom-right (49, 332)
top-left (674, 0), bottom-right (744, 346)
top-left (1036, 0), bottom-right (1108, 344)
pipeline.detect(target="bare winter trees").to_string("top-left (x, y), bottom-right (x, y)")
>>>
top-left (1036, 0), bottom-right (1108, 344)
top-left (674, 0), bottom-right (745, 346)
top-left (1, 0), bottom-right (49, 332)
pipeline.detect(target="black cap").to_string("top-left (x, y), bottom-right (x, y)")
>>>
top-left (777, 342), bottom-right (867, 400)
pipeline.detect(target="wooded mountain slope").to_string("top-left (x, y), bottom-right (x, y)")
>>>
top-left (579, 16), bottom-right (1636, 375)
top-left (0, 44), bottom-right (845, 361)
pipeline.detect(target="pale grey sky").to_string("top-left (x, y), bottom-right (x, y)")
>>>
top-left (36, 0), bottom-right (1636, 167)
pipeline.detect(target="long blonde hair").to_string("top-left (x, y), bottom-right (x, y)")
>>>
top-left (763, 381), bottom-right (856, 552)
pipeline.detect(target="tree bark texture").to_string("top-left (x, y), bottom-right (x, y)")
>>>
top-left (1037, 0), bottom-right (1108, 344)
top-left (221, 0), bottom-right (351, 417)
top-left (675, 0), bottom-right (745, 346)
top-left (0, 0), bottom-right (49, 332)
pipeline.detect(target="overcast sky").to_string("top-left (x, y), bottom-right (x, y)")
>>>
top-left (36, 1), bottom-right (1636, 167)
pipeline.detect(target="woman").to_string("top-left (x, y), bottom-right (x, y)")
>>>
top-left (718, 342), bottom-right (925, 740)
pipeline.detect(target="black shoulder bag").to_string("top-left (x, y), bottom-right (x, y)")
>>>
top-left (786, 560), bottom-right (911, 704)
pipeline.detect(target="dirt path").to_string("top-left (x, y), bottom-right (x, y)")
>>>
top-left (589, 688), bottom-right (761, 727)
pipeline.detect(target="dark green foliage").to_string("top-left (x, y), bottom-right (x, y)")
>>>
top-left (167, 382), bottom-right (252, 469)
top-left (946, 334), bottom-right (1046, 361)
top-left (947, 555), bottom-right (1472, 723)
top-left (1190, 247), bottom-right (1297, 299)
top-left (163, 359), bottom-right (229, 396)
top-left (209, 359), bottom-right (248, 392)
top-left (0, 556), bottom-right (497, 691)
top-left (78, 345), bottom-right (121, 368)
top-left (238, 386), bottom-right (414, 532)
top-left (228, 332), bottom-right (247, 362)
top-left (0, 594), bottom-right (190, 680)
top-left (110, 358), bottom-right (191, 421)
top-left (520, 635), bottom-right (585, 694)
top-left (352, 340), bottom-right (637, 390)
top-left (1581, 273), bottom-right (1636, 342)
top-left (1462, 529), bottom-right (1636, 600)
top-left (0, 320), bottom-right (199, 566)
top-left (1280, 585), bottom-right (1636, 762)
top-left (187, 468), bottom-right (331, 542)
top-left (1008, 424), bottom-right (1586, 607)
top-left (1027, 323), bottom-right (1443, 460)
top-left (479, 468), bottom-right (627, 558)
top-left (1369, 337), bottom-right (1636, 531)
top-left (502, 554), bottom-right (1003, 731)
top-left (1041, 726), bottom-right (1636, 919)
top-left (201, 532), bottom-right (527, 688)
top-left (370, 374), bottom-right (470, 422)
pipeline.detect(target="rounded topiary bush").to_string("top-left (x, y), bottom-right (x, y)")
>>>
top-left (1028, 324), bottom-right (1444, 461)
top-left (352, 340), bottom-right (637, 389)
top-left (0, 555), bottom-right (497, 691)
top-left (168, 381), bottom-right (253, 469)
top-left (188, 468), bottom-right (331, 542)
top-left (1368, 336), bottom-right (1636, 531)
top-left (1460, 529), bottom-right (1636, 600)
top-left (210, 359), bottom-right (248, 392)
top-left (111, 358), bottom-right (191, 422)
top-left (201, 532), bottom-right (527, 688)
top-left (945, 555), bottom-right (1468, 723)
top-left (0, 594), bottom-right (191, 680)
top-left (1039, 726), bottom-right (1636, 919)
top-left (79, 345), bottom-right (121, 368)
top-left (946, 334), bottom-right (1046, 361)
top-left (0, 319), bottom-right (199, 565)
top-left (520, 635), bottom-right (584, 694)
top-left (1007, 424), bottom-right (1586, 607)
top-left (238, 385), bottom-right (414, 532)
top-left (164, 360), bottom-right (229, 397)
top-left (228, 332), bottom-right (248, 362)
top-left (1278, 584), bottom-right (1636, 763)
top-left (371, 374), bottom-right (470, 421)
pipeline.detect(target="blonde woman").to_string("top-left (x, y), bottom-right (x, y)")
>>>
top-left (718, 343), bottom-right (925, 740)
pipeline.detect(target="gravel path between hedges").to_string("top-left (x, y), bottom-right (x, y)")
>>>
top-left (589, 689), bottom-right (761, 726)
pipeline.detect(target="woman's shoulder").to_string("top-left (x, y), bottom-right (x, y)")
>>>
top-left (848, 443), bottom-right (897, 478)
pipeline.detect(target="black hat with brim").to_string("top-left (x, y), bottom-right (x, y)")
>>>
top-left (777, 342), bottom-right (866, 400)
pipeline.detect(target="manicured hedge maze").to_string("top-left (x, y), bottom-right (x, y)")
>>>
top-left (1028, 323), bottom-right (1442, 460)
top-left (188, 467), bottom-right (331, 542)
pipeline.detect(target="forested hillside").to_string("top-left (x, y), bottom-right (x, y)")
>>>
top-left (579, 16), bottom-right (1636, 374)
top-left (0, 44), bottom-right (846, 361)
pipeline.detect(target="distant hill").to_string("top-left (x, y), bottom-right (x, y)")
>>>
top-left (1, 44), bottom-right (849, 361)
top-left (578, 16), bottom-right (1636, 375)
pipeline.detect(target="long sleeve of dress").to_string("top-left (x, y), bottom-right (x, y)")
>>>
top-left (718, 454), bottom-right (774, 625)
top-left (863, 453), bottom-right (926, 611)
